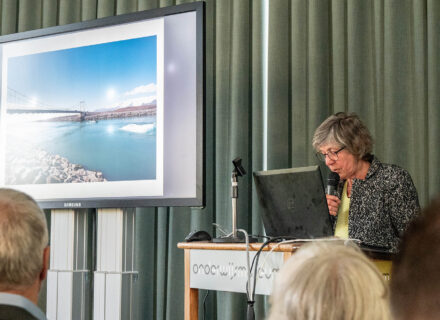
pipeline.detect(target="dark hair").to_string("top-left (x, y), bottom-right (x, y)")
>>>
top-left (390, 195), bottom-right (440, 319)
top-left (312, 112), bottom-right (373, 160)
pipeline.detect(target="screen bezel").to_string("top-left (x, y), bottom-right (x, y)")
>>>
top-left (0, 2), bottom-right (205, 209)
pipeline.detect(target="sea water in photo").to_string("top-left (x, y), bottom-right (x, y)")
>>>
top-left (4, 35), bottom-right (159, 185)
top-left (5, 115), bottom-right (156, 184)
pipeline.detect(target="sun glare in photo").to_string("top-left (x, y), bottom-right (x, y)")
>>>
top-left (30, 96), bottom-right (38, 108)
top-left (106, 88), bottom-right (116, 100)
top-left (106, 124), bottom-right (115, 134)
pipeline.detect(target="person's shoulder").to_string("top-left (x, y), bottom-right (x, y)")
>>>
top-left (0, 304), bottom-right (42, 320)
top-left (371, 158), bottom-right (414, 187)
top-left (373, 158), bottom-right (410, 178)
top-left (0, 293), bottom-right (46, 320)
top-left (381, 162), bottom-right (410, 176)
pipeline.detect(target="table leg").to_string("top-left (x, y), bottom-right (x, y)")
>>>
top-left (184, 249), bottom-right (199, 320)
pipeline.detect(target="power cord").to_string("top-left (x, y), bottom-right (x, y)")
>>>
top-left (202, 290), bottom-right (209, 320)
top-left (210, 225), bottom-right (284, 319)
top-left (236, 228), bottom-right (256, 320)
top-left (249, 237), bottom-right (288, 305)
top-left (243, 236), bottom-right (287, 320)
top-left (236, 229), bottom-right (252, 300)
top-left (212, 223), bottom-right (232, 237)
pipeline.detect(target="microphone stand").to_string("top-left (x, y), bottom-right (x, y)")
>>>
top-left (212, 158), bottom-right (258, 320)
top-left (212, 159), bottom-right (257, 243)
top-left (231, 170), bottom-right (239, 238)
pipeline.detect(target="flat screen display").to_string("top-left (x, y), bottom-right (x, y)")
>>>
top-left (253, 166), bottom-right (333, 239)
top-left (0, 2), bottom-right (205, 208)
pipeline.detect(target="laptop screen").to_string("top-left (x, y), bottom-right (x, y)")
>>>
top-left (253, 165), bottom-right (333, 239)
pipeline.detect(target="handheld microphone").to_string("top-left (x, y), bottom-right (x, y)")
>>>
top-left (326, 172), bottom-right (340, 196)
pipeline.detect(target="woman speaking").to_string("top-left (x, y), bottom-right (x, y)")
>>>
top-left (313, 112), bottom-right (420, 252)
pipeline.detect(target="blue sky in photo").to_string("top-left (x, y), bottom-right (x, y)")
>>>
top-left (7, 35), bottom-right (157, 111)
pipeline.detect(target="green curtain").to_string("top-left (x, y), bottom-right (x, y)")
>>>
top-left (1, 0), bottom-right (439, 319)
top-left (267, 0), bottom-right (439, 205)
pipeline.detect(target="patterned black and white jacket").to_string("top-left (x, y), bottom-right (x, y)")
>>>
top-left (335, 156), bottom-right (420, 253)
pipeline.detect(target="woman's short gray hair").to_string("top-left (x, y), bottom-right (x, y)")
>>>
top-left (312, 112), bottom-right (373, 160)
top-left (0, 188), bottom-right (48, 290)
top-left (268, 241), bottom-right (390, 320)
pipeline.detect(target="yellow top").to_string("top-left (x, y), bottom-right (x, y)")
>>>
top-left (334, 181), bottom-right (350, 239)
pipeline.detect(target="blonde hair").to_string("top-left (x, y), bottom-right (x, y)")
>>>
top-left (312, 112), bottom-right (373, 160)
top-left (0, 188), bottom-right (48, 290)
top-left (268, 241), bottom-right (390, 320)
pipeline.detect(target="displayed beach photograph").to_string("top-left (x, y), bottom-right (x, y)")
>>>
top-left (4, 35), bottom-right (158, 185)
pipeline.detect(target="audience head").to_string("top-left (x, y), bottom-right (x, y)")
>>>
top-left (0, 188), bottom-right (49, 300)
top-left (268, 240), bottom-right (389, 320)
top-left (390, 195), bottom-right (440, 320)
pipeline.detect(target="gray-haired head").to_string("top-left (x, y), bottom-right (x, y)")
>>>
top-left (268, 241), bottom-right (390, 320)
top-left (0, 188), bottom-right (48, 291)
top-left (312, 112), bottom-right (373, 160)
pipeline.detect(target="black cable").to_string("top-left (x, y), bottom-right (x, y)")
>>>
top-left (251, 237), bottom-right (286, 301)
top-left (245, 237), bottom-right (287, 320)
top-left (245, 237), bottom-right (281, 298)
top-left (202, 290), bottom-right (209, 320)
top-left (250, 234), bottom-right (271, 240)
top-left (249, 237), bottom-right (285, 277)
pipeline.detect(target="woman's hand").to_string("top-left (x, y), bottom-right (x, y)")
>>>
top-left (326, 194), bottom-right (341, 216)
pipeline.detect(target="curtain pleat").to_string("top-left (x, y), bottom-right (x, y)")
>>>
top-left (229, 0), bottom-right (252, 241)
top-left (117, 0), bottom-right (137, 14)
top-left (214, 0), bottom-right (252, 318)
top-left (307, 0), bottom-right (331, 148)
top-left (330, 0), bottom-right (346, 114)
top-left (137, 0), bottom-right (158, 11)
top-left (2, 0), bottom-right (440, 319)
top-left (42, 0), bottom-right (58, 27)
top-left (251, 2), bottom-right (267, 316)
top-left (372, 0), bottom-right (385, 158)
top-left (97, 0), bottom-right (115, 18)
top-left (134, 208), bottom-right (157, 319)
top-left (214, 0), bottom-right (233, 238)
top-left (155, 207), bottom-right (169, 319)
top-left (383, 1), bottom-right (412, 165)
top-left (17, 0), bottom-right (41, 32)
top-left (427, 0), bottom-right (440, 201)
top-left (160, 0), bottom-right (175, 8)
top-left (409, 0), bottom-right (428, 201)
top-left (347, 0), bottom-right (375, 120)
top-left (82, 0), bottom-right (98, 21)
top-left (291, 0), bottom-right (311, 167)
top-left (165, 208), bottom-right (190, 319)
top-left (267, 0), bottom-right (290, 170)
top-left (251, 0), bottom-right (264, 241)
top-left (1, 0), bottom-right (18, 35)
top-left (59, 0), bottom-right (80, 25)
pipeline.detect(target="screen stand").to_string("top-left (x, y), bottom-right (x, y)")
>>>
top-left (212, 160), bottom-right (257, 243)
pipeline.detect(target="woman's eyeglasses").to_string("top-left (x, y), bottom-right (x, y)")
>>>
top-left (316, 146), bottom-right (345, 162)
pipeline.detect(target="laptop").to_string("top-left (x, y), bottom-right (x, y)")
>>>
top-left (253, 165), bottom-right (333, 239)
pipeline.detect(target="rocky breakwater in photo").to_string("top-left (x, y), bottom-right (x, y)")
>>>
top-left (6, 148), bottom-right (107, 185)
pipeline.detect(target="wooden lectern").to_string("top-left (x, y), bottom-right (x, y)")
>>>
top-left (177, 242), bottom-right (393, 320)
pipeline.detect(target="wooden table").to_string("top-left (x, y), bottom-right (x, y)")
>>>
top-left (177, 242), bottom-right (393, 320)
